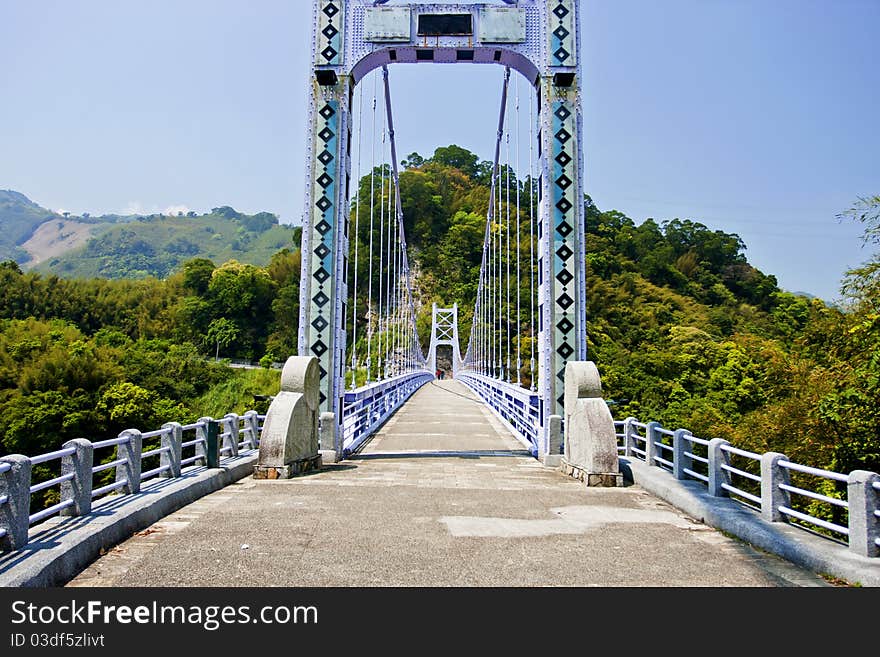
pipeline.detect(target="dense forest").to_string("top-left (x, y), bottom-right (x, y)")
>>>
top-left (1, 148), bottom-right (878, 497)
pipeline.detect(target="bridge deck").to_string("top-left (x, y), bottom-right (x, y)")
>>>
top-left (69, 381), bottom-right (827, 587)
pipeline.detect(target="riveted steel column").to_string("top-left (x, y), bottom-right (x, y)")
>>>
top-left (538, 0), bottom-right (585, 456)
top-left (299, 0), bottom-right (352, 432)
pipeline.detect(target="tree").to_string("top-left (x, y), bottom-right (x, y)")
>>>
top-left (206, 318), bottom-right (239, 360)
top-left (402, 152), bottom-right (425, 169)
top-left (430, 145), bottom-right (480, 179)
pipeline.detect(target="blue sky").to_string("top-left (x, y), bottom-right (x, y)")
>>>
top-left (1, 0), bottom-right (878, 301)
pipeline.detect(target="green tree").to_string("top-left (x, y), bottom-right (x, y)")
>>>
top-left (206, 318), bottom-right (239, 360)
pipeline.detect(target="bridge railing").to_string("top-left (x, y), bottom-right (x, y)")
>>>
top-left (615, 417), bottom-right (880, 558)
top-left (341, 371), bottom-right (434, 456)
top-left (456, 373), bottom-right (540, 453)
top-left (0, 412), bottom-right (265, 552)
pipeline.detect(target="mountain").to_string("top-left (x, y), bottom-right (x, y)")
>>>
top-left (0, 191), bottom-right (300, 279)
top-left (0, 190), bottom-right (66, 263)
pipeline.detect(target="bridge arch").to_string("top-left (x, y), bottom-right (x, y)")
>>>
top-left (299, 0), bottom-right (586, 458)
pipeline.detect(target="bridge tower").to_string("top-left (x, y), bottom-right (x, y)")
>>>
top-left (298, 0), bottom-right (587, 456)
top-left (428, 304), bottom-right (462, 377)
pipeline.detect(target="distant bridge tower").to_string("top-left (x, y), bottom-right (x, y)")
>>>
top-left (428, 304), bottom-right (461, 377)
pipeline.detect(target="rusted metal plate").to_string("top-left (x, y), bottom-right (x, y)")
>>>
top-left (364, 7), bottom-right (412, 42)
top-left (479, 7), bottom-right (526, 43)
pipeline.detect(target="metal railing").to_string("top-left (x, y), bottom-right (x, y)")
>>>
top-left (0, 411), bottom-right (265, 552)
top-left (457, 372), bottom-right (540, 453)
top-left (341, 371), bottom-right (433, 455)
top-left (616, 416), bottom-right (880, 558)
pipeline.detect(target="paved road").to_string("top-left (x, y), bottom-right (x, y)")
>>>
top-left (68, 380), bottom-right (829, 587)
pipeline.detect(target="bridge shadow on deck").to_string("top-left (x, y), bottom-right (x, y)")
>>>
top-left (351, 449), bottom-right (533, 461)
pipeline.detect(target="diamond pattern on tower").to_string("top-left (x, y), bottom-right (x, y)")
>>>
top-left (555, 198), bottom-right (572, 214)
top-left (550, 1), bottom-right (577, 69)
top-left (554, 48), bottom-right (570, 63)
top-left (316, 196), bottom-right (332, 212)
top-left (314, 267), bottom-right (330, 284)
top-left (555, 151), bottom-right (571, 167)
top-left (556, 269), bottom-right (573, 286)
top-left (556, 221), bottom-right (573, 238)
top-left (557, 342), bottom-right (574, 359)
top-left (312, 316), bottom-right (329, 332)
top-left (556, 244), bottom-right (573, 261)
top-left (557, 293), bottom-right (574, 311)
top-left (555, 128), bottom-right (571, 144)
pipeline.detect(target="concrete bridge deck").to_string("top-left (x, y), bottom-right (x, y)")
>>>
top-left (68, 380), bottom-right (828, 587)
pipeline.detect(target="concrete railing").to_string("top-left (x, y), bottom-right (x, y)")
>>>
top-left (457, 372), bottom-right (540, 454)
top-left (341, 371), bottom-right (434, 456)
top-left (616, 417), bottom-right (880, 558)
top-left (0, 411), bottom-right (265, 553)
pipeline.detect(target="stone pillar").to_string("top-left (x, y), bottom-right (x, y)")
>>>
top-left (223, 413), bottom-right (240, 458)
top-left (761, 452), bottom-right (790, 522)
top-left (319, 412), bottom-right (341, 464)
top-left (707, 438), bottom-right (731, 497)
top-left (60, 439), bottom-right (93, 516)
top-left (115, 430), bottom-right (142, 495)
top-left (672, 429), bottom-right (693, 480)
top-left (847, 470), bottom-right (879, 558)
top-left (542, 415), bottom-right (563, 468)
top-left (161, 422), bottom-right (183, 478)
top-left (561, 361), bottom-right (622, 487)
top-left (0, 455), bottom-right (32, 552)
top-left (254, 356), bottom-right (322, 479)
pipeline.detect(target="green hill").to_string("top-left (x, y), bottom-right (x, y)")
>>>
top-left (0, 191), bottom-right (300, 279)
top-left (0, 190), bottom-right (64, 263)
top-left (37, 206), bottom-right (300, 279)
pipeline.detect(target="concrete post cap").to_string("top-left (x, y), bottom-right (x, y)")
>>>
top-left (280, 356), bottom-right (320, 410)
top-left (564, 361), bottom-right (602, 409)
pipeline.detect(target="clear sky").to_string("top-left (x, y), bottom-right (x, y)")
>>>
top-left (1, 1), bottom-right (878, 301)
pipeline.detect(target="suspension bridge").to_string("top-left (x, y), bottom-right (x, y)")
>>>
top-left (1, 1), bottom-right (878, 588)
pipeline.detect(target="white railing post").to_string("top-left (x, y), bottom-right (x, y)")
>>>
top-left (161, 423), bottom-right (183, 478)
top-left (847, 470), bottom-right (879, 558)
top-left (623, 417), bottom-right (636, 457)
top-left (243, 411), bottom-right (260, 450)
top-left (707, 439), bottom-right (731, 496)
top-left (761, 452), bottom-right (790, 522)
top-left (673, 429), bottom-right (694, 480)
top-left (0, 455), bottom-right (31, 552)
top-left (223, 413), bottom-right (240, 457)
top-left (645, 421), bottom-right (662, 466)
top-left (116, 429), bottom-right (142, 495)
top-left (60, 439), bottom-right (93, 516)
top-left (195, 418), bottom-right (211, 466)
